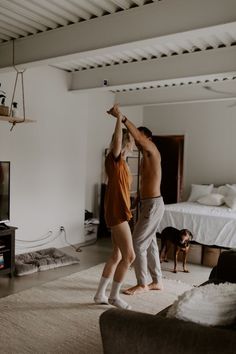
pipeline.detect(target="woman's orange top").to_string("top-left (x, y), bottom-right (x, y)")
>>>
top-left (104, 152), bottom-right (132, 228)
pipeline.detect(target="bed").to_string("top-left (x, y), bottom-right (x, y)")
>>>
top-left (157, 188), bottom-right (236, 249)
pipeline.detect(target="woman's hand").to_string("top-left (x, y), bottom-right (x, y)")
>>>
top-left (107, 104), bottom-right (123, 119)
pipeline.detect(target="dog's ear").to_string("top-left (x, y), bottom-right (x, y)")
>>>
top-left (188, 231), bottom-right (193, 240)
top-left (181, 229), bottom-right (189, 236)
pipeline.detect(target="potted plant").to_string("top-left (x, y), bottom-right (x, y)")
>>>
top-left (0, 90), bottom-right (9, 116)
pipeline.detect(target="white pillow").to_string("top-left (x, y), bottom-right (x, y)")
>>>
top-left (167, 282), bottom-right (236, 326)
top-left (226, 184), bottom-right (236, 195)
top-left (216, 185), bottom-right (230, 196)
top-left (188, 184), bottom-right (214, 202)
top-left (212, 187), bottom-right (219, 194)
top-left (197, 193), bottom-right (224, 206)
top-left (224, 194), bottom-right (236, 210)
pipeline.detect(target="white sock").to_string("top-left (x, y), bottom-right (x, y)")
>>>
top-left (94, 276), bottom-right (110, 304)
top-left (108, 297), bottom-right (131, 310)
top-left (108, 280), bottom-right (131, 310)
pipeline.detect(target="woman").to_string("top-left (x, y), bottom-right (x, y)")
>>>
top-left (94, 104), bottom-right (135, 310)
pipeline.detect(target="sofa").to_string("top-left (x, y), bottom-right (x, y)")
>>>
top-left (99, 250), bottom-right (236, 354)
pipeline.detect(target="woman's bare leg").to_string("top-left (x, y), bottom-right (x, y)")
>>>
top-left (94, 240), bottom-right (121, 304)
top-left (108, 221), bottom-right (135, 309)
top-left (102, 243), bottom-right (121, 278)
top-left (112, 222), bottom-right (135, 282)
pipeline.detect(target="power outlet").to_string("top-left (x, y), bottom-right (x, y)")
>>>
top-left (60, 226), bottom-right (65, 232)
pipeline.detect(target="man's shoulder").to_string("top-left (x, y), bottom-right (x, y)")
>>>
top-left (146, 141), bottom-right (160, 157)
top-left (143, 150), bottom-right (160, 163)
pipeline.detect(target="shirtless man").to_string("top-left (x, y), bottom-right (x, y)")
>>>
top-left (107, 104), bottom-right (165, 295)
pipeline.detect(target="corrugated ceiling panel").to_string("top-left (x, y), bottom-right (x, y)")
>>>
top-left (0, 0), bottom-right (160, 42)
top-left (50, 28), bottom-right (236, 72)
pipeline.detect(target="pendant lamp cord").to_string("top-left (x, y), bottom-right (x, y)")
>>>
top-left (10, 39), bottom-right (26, 131)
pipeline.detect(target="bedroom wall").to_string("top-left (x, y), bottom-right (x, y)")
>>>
top-left (143, 101), bottom-right (236, 199)
top-left (0, 65), bottom-right (142, 253)
top-left (0, 66), bottom-right (88, 254)
top-left (84, 91), bottom-right (114, 217)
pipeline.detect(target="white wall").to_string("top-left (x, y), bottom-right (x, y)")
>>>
top-left (0, 66), bottom-right (88, 253)
top-left (143, 101), bottom-right (236, 199)
top-left (0, 64), bottom-right (143, 254)
top-left (84, 91), bottom-right (114, 217)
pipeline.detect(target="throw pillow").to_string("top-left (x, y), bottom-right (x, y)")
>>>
top-left (216, 185), bottom-right (230, 196)
top-left (226, 184), bottom-right (236, 194)
top-left (212, 185), bottom-right (236, 196)
top-left (188, 184), bottom-right (214, 202)
top-left (167, 282), bottom-right (236, 326)
top-left (197, 193), bottom-right (224, 206)
top-left (224, 195), bottom-right (236, 210)
top-left (212, 187), bottom-right (219, 194)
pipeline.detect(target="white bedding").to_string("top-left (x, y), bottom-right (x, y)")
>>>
top-left (157, 202), bottom-right (236, 248)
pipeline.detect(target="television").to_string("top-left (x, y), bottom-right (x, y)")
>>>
top-left (0, 162), bottom-right (10, 225)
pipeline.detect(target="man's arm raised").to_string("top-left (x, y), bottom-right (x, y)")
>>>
top-left (108, 104), bottom-right (155, 153)
top-left (122, 116), bottom-right (155, 153)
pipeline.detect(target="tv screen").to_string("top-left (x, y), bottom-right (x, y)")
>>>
top-left (0, 162), bottom-right (10, 224)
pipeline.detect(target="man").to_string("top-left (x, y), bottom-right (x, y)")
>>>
top-left (108, 104), bottom-right (165, 295)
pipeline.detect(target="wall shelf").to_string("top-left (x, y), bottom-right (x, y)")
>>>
top-left (0, 115), bottom-right (36, 123)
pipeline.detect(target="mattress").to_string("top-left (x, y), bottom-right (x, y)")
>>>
top-left (157, 202), bottom-right (236, 248)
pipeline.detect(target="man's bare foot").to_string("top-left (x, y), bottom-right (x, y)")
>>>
top-left (148, 281), bottom-right (164, 291)
top-left (123, 284), bottom-right (149, 295)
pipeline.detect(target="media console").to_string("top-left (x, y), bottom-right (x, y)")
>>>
top-left (0, 226), bottom-right (16, 277)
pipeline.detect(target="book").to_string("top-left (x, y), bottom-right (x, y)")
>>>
top-left (0, 253), bottom-right (4, 269)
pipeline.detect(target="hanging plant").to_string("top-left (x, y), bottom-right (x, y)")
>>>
top-left (0, 86), bottom-right (6, 104)
top-left (0, 93), bottom-right (6, 105)
top-left (0, 90), bottom-right (9, 116)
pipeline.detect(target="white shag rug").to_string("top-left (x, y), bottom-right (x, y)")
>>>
top-left (0, 263), bottom-right (192, 354)
top-left (167, 282), bottom-right (236, 326)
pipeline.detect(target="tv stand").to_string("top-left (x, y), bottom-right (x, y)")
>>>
top-left (0, 223), bottom-right (10, 230)
top-left (0, 226), bottom-right (16, 277)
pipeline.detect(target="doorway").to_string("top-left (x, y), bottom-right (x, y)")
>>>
top-left (152, 135), bottom-right (185, 204)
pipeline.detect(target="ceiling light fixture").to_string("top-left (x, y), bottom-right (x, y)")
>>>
top-left (202, 85), bottom-right (236, 96)
top-left (202, 84), bottom-right (236, 107)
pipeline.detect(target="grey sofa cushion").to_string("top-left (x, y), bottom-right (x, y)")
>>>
top-left (100, 309), bottom-right (236, 354)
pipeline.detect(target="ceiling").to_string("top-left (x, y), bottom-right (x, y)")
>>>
top-left (0, 0), bottom-right (236, 105)
top-left (0, 0), bottom-right (158, 43)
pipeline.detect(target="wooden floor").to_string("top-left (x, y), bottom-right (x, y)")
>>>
top-left (0, 237), bottom-right (211, 299)
top-left (0, 237), bottom-right (111, 298)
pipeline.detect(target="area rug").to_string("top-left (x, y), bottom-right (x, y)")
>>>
top-left (0, 263), bottom-right (192, 354)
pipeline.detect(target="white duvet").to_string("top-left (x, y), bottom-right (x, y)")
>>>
top-left (157, 202), bottom-right (236, 248)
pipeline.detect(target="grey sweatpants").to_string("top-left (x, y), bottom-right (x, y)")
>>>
top-left (133, 196), bottom-right (165, 285)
